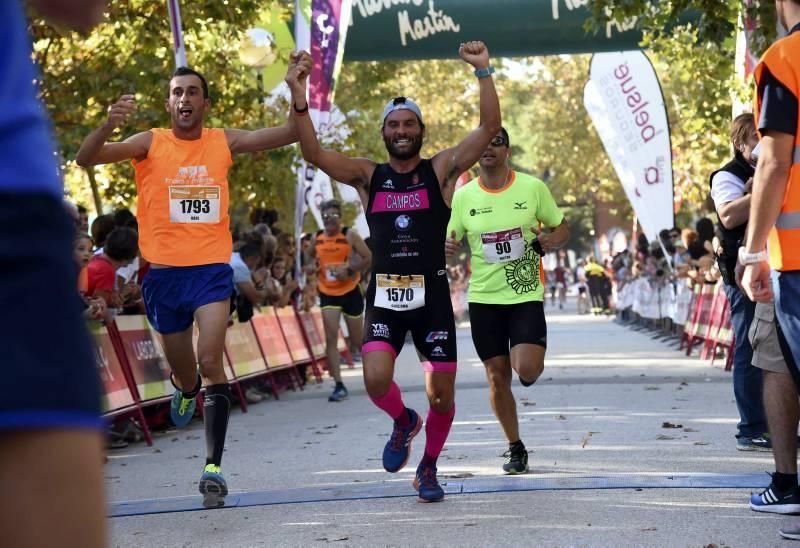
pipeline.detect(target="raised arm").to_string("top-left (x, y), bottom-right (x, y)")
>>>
top-left (75, 94), bottom-right (151, 167)
top-left (225, 55), bottom-right (304, 154)
top-left (225, 120), bottom-right (297, 155)
top-left (285, 51), bottom-right (375, 205)
top-left (30, 0), bottom-right (107, 32)
top-left (432, 41), bottom-right (501, 205)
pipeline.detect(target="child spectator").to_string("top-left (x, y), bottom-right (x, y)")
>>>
top-left (267, 255), bottom-right (298, 308)
top-left (74, 233), bottom-right (105, 321)
top-left (87, 227), bottom-right (138, 309)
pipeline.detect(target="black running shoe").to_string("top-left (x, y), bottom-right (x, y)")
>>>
top-left (737, 436), bottom-right (772, 452)
top-left (502, 446), bottom-right (529, 475)
top-left (750, 476), bottom-right (800, 514)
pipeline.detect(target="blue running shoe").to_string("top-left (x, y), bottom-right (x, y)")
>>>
top-left (382, 408), bottom-right (422, 473)
top-left (170, 389), bottom-right (196, 428)
top-left (750, 479), bottom-right (800, 514)
top-left (328, 383), bottom-right (349, 402)
top-left (413, 463), bottom-right (444, 503)
top-left (199, 464), bottom-right (228, 508)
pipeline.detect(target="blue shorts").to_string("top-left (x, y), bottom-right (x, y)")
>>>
top-left (142, 263), bottom-right (234, 334)
top-left (0, 193), bottom-right (104, 431)
top-left (775, 271), bottom-right (800, 388)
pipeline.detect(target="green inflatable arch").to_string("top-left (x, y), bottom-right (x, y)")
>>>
top-left (344, 0), bottom-right (642, 60)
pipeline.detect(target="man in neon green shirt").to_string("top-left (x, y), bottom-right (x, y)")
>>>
top-left (446, 127), bottom-right (569, 473)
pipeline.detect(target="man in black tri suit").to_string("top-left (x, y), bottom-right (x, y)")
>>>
top-left (285, 42), bottom-right (500, 503)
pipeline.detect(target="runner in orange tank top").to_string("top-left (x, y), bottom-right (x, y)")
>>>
top-left (75, 55), bottom-right (312, 509)
top-left (306, 199), bottom-right (372, 402)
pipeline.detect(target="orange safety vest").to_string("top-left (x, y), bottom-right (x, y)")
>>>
top-left (133, 128), bottom-right (232, 267)
top-left (315, 227), bottom-right (360, 296)
top-left (753, 32), bottom-right (800, 271)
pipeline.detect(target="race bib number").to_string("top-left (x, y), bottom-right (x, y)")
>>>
top-left (169, 186), bottom-right (221, 224)
top-left (481, 227), bottom-right (525, 263)
top-left (325, 263), bottom-right (346, 283)
top-left (374, 274), bottom-right (425, 311)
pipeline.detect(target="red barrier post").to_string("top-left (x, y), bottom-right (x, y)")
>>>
top-left (105, 320), bottom-right (154, 446)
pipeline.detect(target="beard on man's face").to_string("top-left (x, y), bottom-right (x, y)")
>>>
top-left (383, 131), bottom-right (423, 160)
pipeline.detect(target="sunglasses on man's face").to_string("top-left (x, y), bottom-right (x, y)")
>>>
top-left (323, 213), bottom-right (340, 220)
top-left (489, 136), bottom-right (509, 147)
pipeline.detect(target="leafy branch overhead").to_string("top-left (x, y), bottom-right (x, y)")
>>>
top-left (588, 0), bottom-right (776, 55)
top-left (31, 0), bottom-right (297, 222)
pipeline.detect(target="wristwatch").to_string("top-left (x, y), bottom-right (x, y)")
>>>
top-left (474, 66), bottom-right (495, 78)
top-left (738, 247), bottom-right (768, 265)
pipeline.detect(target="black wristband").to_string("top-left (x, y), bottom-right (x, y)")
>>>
top-left (293, 102), bottom-right (309, 113)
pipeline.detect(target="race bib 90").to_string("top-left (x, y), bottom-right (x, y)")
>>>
top-left (481, 227), bottom-right (525, 263)
top-left (169, 186), bottom-right (221, 224)
top-left (374, 274), bottom-right (425, 311)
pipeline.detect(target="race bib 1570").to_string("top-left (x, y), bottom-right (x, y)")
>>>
top-left (374, 274), bottom-right (425, 311)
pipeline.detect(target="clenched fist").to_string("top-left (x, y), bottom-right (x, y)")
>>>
top-left (104, 94), bottom-right (135, 131)
top-left (285, 50), bottom-right (313, 92)
top-left (458, 41), bottom-right (490, 70)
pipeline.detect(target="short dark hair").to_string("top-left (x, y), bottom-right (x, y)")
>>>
top-left (695, 217), bottom-right (715, 243)
top-left (113, 208), bottom-right (137, 229)
top-left (104, 227), bottom-right (139, 262)
top-left (731, 113), bottom-right (755, 152)
top-left (321, 199), bottom-right (341, 213)
top-left (170, 67), bottom-right (209, 99)
top-left (238, 243), bottom-right (262, 261)
top-left (688, 240), bottom-right (708, 261)
top-left (90, 214), bottom-right (115, 248)
top-left (77, 204), bottom-right (88, 215)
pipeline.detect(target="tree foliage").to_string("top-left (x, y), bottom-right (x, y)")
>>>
top-left (588, 0), bottom-right (757, 226)
top-left (588, 0), bottom-right (776, 55)
top-left (335, 58), bottom-right (480, 162)
top-left (31, 0), bottom-right (298, 227)
top-left (30, 1), bottom-right (741, 247)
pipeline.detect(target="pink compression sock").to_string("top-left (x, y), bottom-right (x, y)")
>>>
top-left (369, 382), bottom-right (408, 425)
top-left (421, 405), bottom-right (455, 466)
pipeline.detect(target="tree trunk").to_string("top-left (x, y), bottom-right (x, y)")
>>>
top-left (85, 167), bottom-right (103, 215)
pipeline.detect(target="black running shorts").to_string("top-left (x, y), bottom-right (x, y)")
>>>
top-left (362, 271), bottom-right (457, 372)
top-left (468, 300), bottom-right (547, 361)
top-left (319, 285), bottom-right (364, 318)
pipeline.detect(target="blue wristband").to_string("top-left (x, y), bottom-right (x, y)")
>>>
top-left (474, 66), bottom-right (495, 78)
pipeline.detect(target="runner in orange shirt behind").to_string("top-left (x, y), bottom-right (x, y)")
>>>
top-left (76, 54), bottom-right (312, 508)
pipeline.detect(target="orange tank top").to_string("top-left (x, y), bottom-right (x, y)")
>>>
top-left (133, 128), bottom-right (232, 266)
top-left (316, 228), bottom-right (360, 296)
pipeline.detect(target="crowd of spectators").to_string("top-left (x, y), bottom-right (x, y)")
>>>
top-left (66, 202), bottom-right (348, 430)
top-left (609, 218), bottom-right (723, 323)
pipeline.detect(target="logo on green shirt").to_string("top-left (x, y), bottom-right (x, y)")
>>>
top-left (469, 206), bottom-right (493, 216)
top-left (504, 240), bottom-right (541, 294)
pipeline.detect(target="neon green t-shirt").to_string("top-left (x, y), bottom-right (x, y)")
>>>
top-left (448, 170), bottom-right (564, 304)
